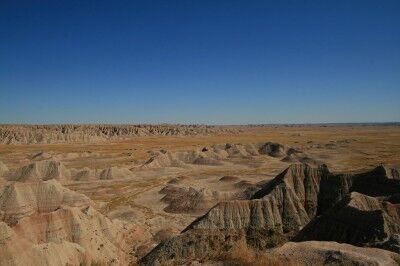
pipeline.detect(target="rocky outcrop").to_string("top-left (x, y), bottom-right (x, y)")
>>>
top-left (1, 204), bottom-right (140, 265)
top-left (259, 142), bottom-right (321, 165)
top-left (70, 167), bottom-right (95, 181)
top-left (317, 165), bottom-right (400, 213)
top-left (142, 147), bottom-right (236, 169)
top-left (0, 161), bottom-right (9, 177)
top-left (0, 178), bottom-right (142, 265)
top-left (173, 164), bottom-right (331, 248)
top-left (0, 179), bottom-right (91, 225)
top-left (142, 151), bottom-right (192, 169)
top-left (258, 142), bottom-right (287, 157)
top-left (0, 221), bottom-right (89, 266)
top-left (252, 163), bottom-right (330, 221)
top-left (295, 192), bottom-right (400, 251)
top-left (167, 176), bottom-right (192, 185)
top-left (30, 151), bottom-right (52, 161)
top-left (181, 199), bottom-right (288, 251)
top-left (253, 163), bottom-right (400, 220)
top-left (139, 229), bottom-right (248, 265)
top-left (143, 142), bottom-right (318, 169)
top-left (0, 124), bottom-right (239, 144)
top-left (160, 185), bottom-right (239, 214)
top-left (6, 160), bottom-right (136, 182)
top-left (6, 160), bottom-right (71, 182)
top-left (12, 206), bottom-right (135, 265)
top-left (98, 166), bottom-right (135, 180)
top-left (271, 241), bottom-right (400, 266)
top-left (140, 164), bottom-right (326, 264)
top-left (141, 234), bottom-right (400, 266)
top-left (185, 200), bottom-right (282, 232)
top-left (141, 163), bottom-right (400, 264)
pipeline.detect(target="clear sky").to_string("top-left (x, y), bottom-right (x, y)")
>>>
top-left (1, 1), bottom-right (399, 124)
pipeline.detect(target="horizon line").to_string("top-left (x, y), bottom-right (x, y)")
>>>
top-left (1, 122), bottom-right (399, 126)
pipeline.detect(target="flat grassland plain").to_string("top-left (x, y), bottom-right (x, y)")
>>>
top-left (1, 125), bottom-right (398, 218)
top-left (1, 125), bottom-right (399, 170)
top-left (1, 125), bottom-right (399, 215)
top-left (0, 124), bottom-right (399, 265)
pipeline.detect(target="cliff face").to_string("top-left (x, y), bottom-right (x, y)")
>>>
top-left (0, 161), bottom-right (141, 265)
top-left (185, 200), bottom-right (282, 232)
top-left (0, 179), bottom-right (91, 225)
top-left (318, 165), bottom-right (400, 214)
top-left (295, 192), bottom-right (400, 252)
top-left (179, 164), bottom-right (332, 243)
top-left (140, 163), bottom-right (400, 265)
top-left (0, 221), bottom-right (89, 266)
top-left (11, 206), bottom-right (136, 265)
top-left (252, 163), bottom-right (330, 227)
top-left (6, 160), bottom-right (71, 182)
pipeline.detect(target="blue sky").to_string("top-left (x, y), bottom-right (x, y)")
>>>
top-left (1, 1), bottom-right (399, 124)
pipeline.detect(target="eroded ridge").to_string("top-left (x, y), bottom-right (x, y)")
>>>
top-left (140, 163), bottom-right (400, 265)
top-left (0, 124), bottom-right (239, 144)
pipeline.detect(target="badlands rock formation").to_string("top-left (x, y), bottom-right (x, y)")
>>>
top-left (141, 233), bottom-right (400, 265)
top-left (6, 160), bottom-right (71, 182)
top-left (0, 124), bottom-right (239, 144)
top-left (166, 175), bottom-right (192, 185)
top-left (160, 185), bottom-right (243, 214)
top-left (143, 142), bottom-right (319, 169)
top-left (0, 161), bottom-right (9, 176)
top-left (30, 151), bottom-right (53, 161)
top-left (98, 166), bottom-right (136, 180)
top-left (0, 222), bottom-right (88, 266)
top-left (1, 126), bottom-right (399, 266)
top-left (271, 241), bottom-right (400, 266)
top-left (252, 163), bottom-right (330, 223)
top-left (140, 163), bottom-right (400, 265)
top-left (317, 165), bottom-right (400, 213)
top-left (5, 159), bottom-right (136, 182)
top-left (295, 192), bottom-right (400, 252)
top-left (0, 179), bottom-right (90, 225)
top-left (0, 162), bottom-right (142, 265)
top-left (10, 206), bottom-right (138, 265)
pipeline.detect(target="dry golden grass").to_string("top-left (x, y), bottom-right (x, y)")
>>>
top-left (1, 125), bottom-right (398, 265)
top-left (1, 125), bottom-right (399, 170)
top-left (221, 240), bottom-right (301, 266)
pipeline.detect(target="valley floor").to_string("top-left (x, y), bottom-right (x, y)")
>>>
top-left (0, 125), bottom-right (399, 265)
